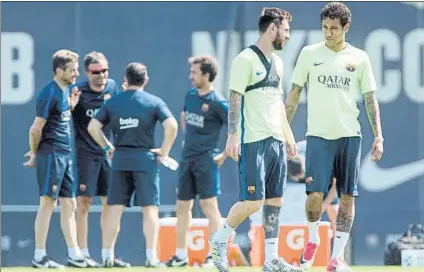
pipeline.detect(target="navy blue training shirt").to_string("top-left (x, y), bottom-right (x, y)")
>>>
top-left (94, 89), bottom-right (173, 171)
top-left (182, 88), bottom-right (228, 160)
top-left (72, 79), bottom-right (120, 158)
top-left (36, 80), bottom-right (72, 155)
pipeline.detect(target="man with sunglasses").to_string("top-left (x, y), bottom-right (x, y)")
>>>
top-left (71, 51), bottom-right (130, 268)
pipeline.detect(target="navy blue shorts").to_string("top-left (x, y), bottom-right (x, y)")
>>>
top-left (77, 156), bottom-right (110, 197)
top-left (36, 152), bottom-right (76, 199)
top-left (239, 137), bottom-right (287, 201)
top-left (107, 169), bottom-right (159, 207)
top-left (177, 152), bottom-right (220, 201)
top-left (305, 136), bottom-right (361, 197)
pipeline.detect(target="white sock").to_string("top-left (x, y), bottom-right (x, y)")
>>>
top-left (101, 248), bottom-right (114, 261)
top-left (176, 248), bottom-right (187, 259)
top-left (80, 248), bottom-right (90, 258)
top-left (146, 249), bottom-right (157, 261)
top-left (68, 247), bottom-right (83, 260)
top-left (34, 249), bottom-right (46, 262)
top-left (331, 231), bottom-right (350, 260)
top-left (216, 220), bottom-right (235, 243)
top-left (265, 238), bottom-right (279, 262)
top-left (307, 220), bottom-right (320, 244)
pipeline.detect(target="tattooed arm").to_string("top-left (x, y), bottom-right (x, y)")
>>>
top-left (285, 84), bottom-right (303, 123)
top-left (363, 91), bottom-right (383, 139)
top-left (225, 53), bottom-right (251, 160)
top-left (228, 90), bottom-right (242, 135)
top-left (287, 46), bottom-right (309, 123)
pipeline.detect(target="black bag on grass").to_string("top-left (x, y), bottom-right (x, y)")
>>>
top-left (384, 223), bottom-right (424, 265)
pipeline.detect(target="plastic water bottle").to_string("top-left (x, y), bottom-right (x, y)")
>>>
top-left (161, 157), bottom-right (179, 171)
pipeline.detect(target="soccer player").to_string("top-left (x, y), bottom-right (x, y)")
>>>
top-left (71, 51), bottom-right (129, 267)
top-left (24, 49), bottom-right (88, 268)
top-left (211, 7), bottom-right (302, 272)
top-left (165, 56), bottom-right (228, 268)
top-left (285, 2), bottom-right (384, 271)
top-left (87, 62), bottom-right (178, 268)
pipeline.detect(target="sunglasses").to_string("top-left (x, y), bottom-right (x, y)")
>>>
top-left (89, 69), bottom-right (108, 75)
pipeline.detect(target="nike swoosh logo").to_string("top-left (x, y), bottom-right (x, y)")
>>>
top-left (256, 71), bottom-right (264, 75)
top-left (171, 259), bottom-right (186, 266)
top-left (359, 151), bottom-right (424, 192)
top-left (299, 253), bottom-right (306, 264)
top-left (314, 62), bottom-right (323, 66)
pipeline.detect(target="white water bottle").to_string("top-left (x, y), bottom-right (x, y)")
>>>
top-left (160, 157), bottom-right (179, 171)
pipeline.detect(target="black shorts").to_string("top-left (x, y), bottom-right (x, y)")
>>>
top-left (36, 152), bottom-right (76, 199)
top-left (107, 169), bottom-right (159, 207)
top-left (177, 152), bottom-right (220, 201)
top-left (77, 156), bottom-right (110, 197)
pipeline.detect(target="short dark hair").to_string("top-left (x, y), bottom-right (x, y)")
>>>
top-left (84, 51), bottom-right (108, 71)
top-left (287, 156), bottom-right (305, 178)
top-left (320, 2), bottom-right (352, 27)
top-left (188, 55), bottom-right (218, 82)
top-left (258, 7), bottom-right (292, 33)
top-left (52, 49), bottom-right (79, 74)
top-left (125, 62), bottom-right (147, 86)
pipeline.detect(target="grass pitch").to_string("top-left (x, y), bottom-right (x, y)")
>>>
top-left (1, 266), bottom-right (423, 272)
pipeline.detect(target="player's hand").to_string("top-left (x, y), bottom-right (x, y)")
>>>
top-left (213, 152), bottom-right (227, 168)
top-left (151, 148), bottom-right (169, 164)
top-left (106, 146), bottom-right (115, 160)
top-left (286, 142), bottom-right (298, 160)
top-left (23, 151), bottom-right (36, 167)
top-left (151, 148), bottom-right (168, 157)
top-left (225, 134), bottom-right (240, 161)
top-left (69, 87), bottom-right (81, 109)
top-left (370, 137), bottom-right (384, 162)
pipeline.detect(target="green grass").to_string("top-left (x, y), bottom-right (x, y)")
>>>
top-left (1, 267), bottom-right (423, 272)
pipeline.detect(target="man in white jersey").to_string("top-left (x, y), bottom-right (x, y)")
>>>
top-left (210, 7), bottom-right (302, 272)
top-left (285, 2), bottom-right (384, 271)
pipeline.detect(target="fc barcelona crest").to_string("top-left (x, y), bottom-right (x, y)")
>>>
top-left (346, 63), bottom-right (356, 72)
top-left (104, 93), bottom-right (111, 100)
top-left (201, 103), bottom-right (209, 112)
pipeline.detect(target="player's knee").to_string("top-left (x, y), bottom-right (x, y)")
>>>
top-left (77, 196), bottom-right (92, 214)
top-left (306, 192), bottom-right (324, 205)
top-left (142, 205), bottom-right (159, 222)
top-left (339, 194), bottom-right (355, 209)
top-left (305, 193), bottom-right (324, 218)
top-left (199, 197), bottom-right (220, 218)
top-left (243, 200), bottom-right (264, 214)
top-left (59, 197), bottom-right (77, 214)
top-left (176, 200), bottom-right (193, 216)
top-left (101, 196), bottom-right (108, 206)
top-left (264, 197), bottom-right (282, 207)
top-left (104, 205), bottom-right (125, 226)
top-left (38, 196), bottom-right (57, 213)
